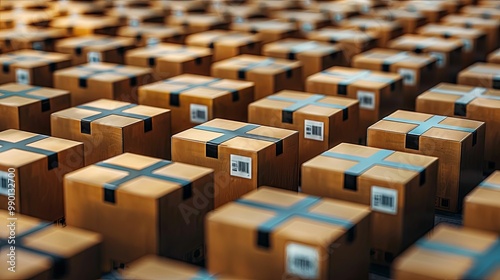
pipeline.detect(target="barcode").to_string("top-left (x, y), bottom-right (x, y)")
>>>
top-left (232, 161), bottom-right (249, 174)
top-left (190, 104), bottom-right (208, 124)
top-left (304, 120), bottom-right (324, 141)
top-left (294, 257), bottom-right (312, 271)
top-left (373, 194), bottom-right (394, 208)
top-left (371, 186), bottom-right (398, 215)
top-left (0, 171), bottom-right (8, 196)
top-left (87, 52), bottom-right (101, 63)
top-left (398, 68), bottom-right (416, 86)
top-left (16, 69), bottom-right (30, 85)
top-left (230, 155), bottom-right (252, 179)
top-left (357, 91), bottom-right (375, 110)
top-left (286, 243), bottom-right (319, 279)
top-left (306, 125), bottom-right (322, 137)
top-left (192, 109), bottom-right (206, 121)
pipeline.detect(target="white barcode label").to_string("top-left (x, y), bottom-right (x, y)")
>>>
top-left (398, 68), bottom-right (416, 86)
top-left (0, 171), bottom-right (9, 196)
top-left (304, 120), bottom-right (324, 141)
top-left (286, 243), bottom-right (319, 279)
top-left (230, 154), bottom-right (252, 179)
top-left (301, 22), bottom-right (313, 32)
top-left (16, 69), bottom-right (30, 85)
top-left (87, 51), bottom-right (101, 63)
top-left (429, 52), bottom-right (446, 68)
top-left (357, 91), bottom-right (375, 110)
top-left (190, 104), bottom-right (208, 124)
top-left (32, 41), bottom-right (44, 50)
top-left (147, 37), bottom-right (160, 46)
top-left (462, 39), bottom-right (472, 52)
top-left (129, 18), bottom-right (139, 27)
top-left (371, 186), bottom-right (398, 215)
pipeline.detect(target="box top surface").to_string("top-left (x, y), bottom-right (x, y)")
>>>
top-left (0, 9), bottom-right (55, 24)
top-left (65, 153), bottom-right (213, 199)
top-left (0, 27), bottom-right (66, 41)
top-left (307, 66), bottom-right (401, 89)
top-left (50, 15), bottom-right (120, 29)
top-left (186, 30), bottom-right (260, 46)
top-left (417, 24), bottom-right (486, 38)
top-left (352, 48), bottom-right (436, 68)
top-left (460, 62), bottom-right (500, 77)
top-left (230, 19), bottom-right (296, 33)
top-left (168, 14), bottom-right (226, 25)
top-left (56, 35), bottom-right (135, 51)
top-left (371, 7), bottom-right (426, 19)
top-left (0, 129), bottom-right (82, 167)
top-left (369, 110), bottom-right (485, 143)
top-left (173, 118), bottom-right (297, 152)
top-left (442, 15), bottom-right (500, 26)
top-left (208, 187), bottom-right (370, 245)
top-left (212, 54), bottom-right (301, 75)
top-left (388, 35), bottom-right (463, 52)
top-left (0, 83), bottom-right (69, 107)
top-left (303, 143), bottom-right (437, 184)
top-left (271, 10), bottom-right (328, 22)
top-left (106, 6), bottom-right (164, 18)
top-left (465, 171), bottom-right (500, 207)
top-left (126, 43), bottom-right (211, 60)
top-left (311, 1), bottom-right (358, 13)
top-left (54, 62), bottom-right (151, 82)
top-left (120, 255), bottom-right (213, 279)
top-left (394, 0), bottom-right (449, 12)
top-left (417, 83), bottom-right (500, 109)
top-left (340, 17), bottom-right (403, 30)
top-left (263, 38), bottom-right (341, 56)
top-left (307, 27), bottom-right (377, 43)
top-left (118, 24), bottom-right (185, 37)
top-left (0, 49), bottom-right (71, 68)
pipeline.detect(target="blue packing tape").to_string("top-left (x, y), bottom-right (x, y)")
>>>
top-left (429, 87), bottom-right (500, 116)
top-left (2, 54), bottom-right (54, 73)
top-left (163, 78), bottom-right (239, 106)
top-left (146, 46), bottom-right (200, 67)
top-left (0, 134), bottom-right (58, 170)
top-left (191, 270), bottom-right (218, 280)
top-left (320, 69), bottom-right (396, 95)
top-left (0, 86), bottom-right (51, 112)
top-left (236, 58), bottom-right (292, 80)
top-left (479, 181), bottom-right (500, 190)
top-left (76, 64), bottom-right (137, 88)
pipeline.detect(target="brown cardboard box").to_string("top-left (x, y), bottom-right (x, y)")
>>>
top-left (457, 62), bottom-right (500, 90)
top-left (464, 171), bottom-right (500, 235)
top-left (478, 1), bottom-right (500, 8)
top-left (117, 24), bottom-right (186, 47)
top-left (248, 90), bottom-right (359, 165)
top-left (339, 18), bottom-right (404, 48)
top-left (50, 0), bottom-right (107, 16)
top-left (0, 9), bottom-right (55, 29)
top-left (0, 83), bottom-right (70, 135)
top-left (55, 35), bottom-right (136, 65)
top-left (248, 0), bottom-right (300, 16)
top-left (0, 129), bottom-right (84, 221)
top-left (50, 15), bottom-right (122, 36)
top-left (167, 14), bottom-right (228, 34)
top-left (387, 35), bottom-right (463, 83)
top-left (54, 62), bottom-right (153, 106)
top-left (64, 153), bottom-right (214, 271)
top-left (186, 30), bottom-right (262, 62)
top-left (461, 5), bottom-right (500, 20)
top-left (211, 54), bottom-right (303, 100)
top-left (352, 48), bottom-right (438, 110)
top-left (125, 43), bottom-right (212, 80)
top-left (416, 83), bottom-right (500, 171)
top-left (207, 2), bottom-right (265, 22)
top-left (154, 0), bottom-right (206, 15)
top-left (488, 48), bottom-right (500, 64)
top-left (0, 210), bottom-right (102, 280)
top-left (369, 8), bottom-right (427, 34)
top-left (308, 1), bottom-right (359, 25)
top-left (441, 15), bottom-right (500, 52)
top-left (306, 66), bottom-right (403, 141)
top-left (392, 1), bottom-right (449, 22)
top-left (302, 143), bottom-right (438, 265)
top-left (263, 39), bottom-right (346, 81)
top-left (417, 24), bottom-right (488, 66)
top-left (367, 110), bottom-right (485, 212)
top-left (206, 187), bottom-right (371, 280)
top-left (307, 27), bottom-right (379, 62)
top-left (51, 99), bottom-right (171, 165)
top-left (139, 74), bottom-right (254, 134)
top-left (230, 19), bottom-right (297, 44)
top-left (106, 6), bottom-right (165, 26)
top-left (0, 50), bottom-right (71, 88)
top-left (392, 224), bottom-right (500, 280)
top-left (171, 118), bottom-right (299, 207)
top-left (270, 10), bottom-right (330, 37)
top-left (0, 27), bottom-right (66, 53)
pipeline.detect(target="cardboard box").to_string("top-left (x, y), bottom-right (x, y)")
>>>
top-left (263, 39), bottom-right (346, 81)
top-left (0, 27), bottom-right (66, 53)
top-left (139, 74), bottom-right (254, 134)
top-left (457, 62), bottom-right (500, 90)
top-left (393, 224), bottom-right (500, 280)
top-left (0, 83), bottom-right (70, 135)
top-left (186, 30), bottom-right (262, 61)
top-left (352, 48), bottom-right (438, 110)
top-left (302, 143), bottom-right (438, 265)
top-left (307, 27), bottom-right (379, 61)
top-left (106, 6), bottom-right (165, 26)
top-left (167, 14), bottom-right (228, 34)
top-left (393, 1), bottom-right (449, 22)
top-left (270, 10), bottom-right (330, 37)
top-left (388, 35), bottom-right (463, 83)
top-left (0, 210), bottom-right (102, 280)
top-left (54, 62), bottom-right (153, 106)
top-left (51, 99), bottom-right (171, 165)
top-left (211, 54), bottom-right (303, 100)
top-left (248, 90), bottom-right (359, 165)
top-left (0, 50), bottom-right (71, 88)
top-left (0, 129), bottom-right (84, 221)
top-left (367, 110), bottom-right (485, 212)
top-left (50, 15), bottom-right (122, 36)
top-left (55, 35), bottom-right (136, 65)
top-left (308, 1), bottom-right (359, 25)
top-left (117, 24), bottom-right (186, 47)
top-left (206, 187), bottom-right (371, 280)
top-left (154, 0), bottom-right (206, 15)
top-left (461, 5), bottom-right (500, 20)
top-left (125, 43), bottom-right (212, 80)
top-left (441, 15), bottom-right (500, 52)
top-left (230, 19), bottom-right (297, 44)
top-left (248, 0), bottom-right (300, 15)
top-left (339, 18), bottom-right (404, 48)
top-left (50, 0), bottom-right (107, 16)
top-left (208, 2), bottom-right (265, 23)
top-left (306, 66), bottom-right (403, 141)
top-left (0, 9), bottom-right (55, 29)
top-left (333, 0), bottom-right (386, 14)
top-left (416, 83), bottom-right (500, 171)
top-left (171, 118), bottom-right (299, 207)
top-left (64, 153), bottom-right (213, 271)
top-left (488, 48), bottom-right (500, 64)
top-left (464, 171), bottom-right (500, 235)
top-left (417, 24), bottom-right (488, 66)
top-left (369, 8), bottom-right (427, 34)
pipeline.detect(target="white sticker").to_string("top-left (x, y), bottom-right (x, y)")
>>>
top-left (334, 13), bottom-right (343, 22)
top-left (16, 69), bottom-right (30, 85)
top-left (301, 22), bottom-right (313, 32)
top-left (230, 154), bottom-right (252, 179)
top-left (398, 68), bottom-right (416, 86)
top-left (32, 41), bottom-right (44, 50)
top-left (462, 39), bottom-right (472, 52)
top-left (190, 104), bottom-right (208, 124)
top-left (0, 171), bottom-right (9, 196)
top-left (286, 243), bottom-right (319, 279)
top-left (371, 186), bottom-right (398, 215)
top-left (129, 18), bottom-right (140, 27)
top-left (87, 51), bottom-right (101, 63)
top-left (304, 120), bottom-right (324, 141)
top-left (147, 37), bottom-right (160, 46)
top-left (357, 91), bottom-right (375, 110)
top-left (429, 52), bottom-right (446, 68)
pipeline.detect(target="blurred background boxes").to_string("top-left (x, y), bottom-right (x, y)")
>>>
top-left (50, 15), bottom-right (122, 36)
top-left (230, 19), bottom-right (297, 44)
top-left (441, 15), bottom-right (500, 53)
top-left (392, 0), bottom-right (449, 23)
top-left (368, 8), bottom-right (427, 34)
top-left (457, 62), bottom-right (500, 89)
top-left (339, 18), bottom-right (404, 48)
top-left (117, 24), bottom-right (186, 47)
top-left (488, 48), bottom-right (500, 64)
top-left (270, 10), bottom-right (330, 38)
top-left (105, 6), bottom-right (165, 26)
top-left (0, 27), bottom-right (67, 53)
top-left (167, 14), bottom-right (228, 34)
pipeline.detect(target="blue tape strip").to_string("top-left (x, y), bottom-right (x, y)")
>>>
top-left (321, 69), bottom-right (394, 85)
top-left (0, 87), bottom-right (44, 100)
top-left (76, 65), bottom-right (137, 87)
top-left (191, 270), bottom-right (217, 280)
top-left (2, 54), bottom-right (51, 73)
top-left (164, 78), bottom-right (239, 106)
top-left (146, 46), bottom-right (200, 66)
top-left (430, 87), bottom-right (500, 116)
top-left (0, 134), bottom-right (58, 170)
top-left (237, 58), bottom-right (291, 79)
top-left (479, 181), bottom-right (500, 190)
top-left (383, 115), bottom-right (477, 136)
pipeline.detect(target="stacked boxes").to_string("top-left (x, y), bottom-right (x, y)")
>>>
top-left (105, 6), bottom-right (164, 26)
top-left (441, 15), bottom-right (500, 53)
top-left (172, 119), bottom-right (299, 207)
top-left (64, 153), bottom-right (214, 270)
top-left (464, 171), bottom-right (500, 234)
top-left (457, 62), bottom-right (500, 89)
top-left (0, 27), bottom-right (66, 53)
top-left (302, 143), bottom-right (438, 265)
top-left (367, 110), bottom-right (485, 212)
top-left (117, 24), bottom-right (186, 47)
top-left (50, 15), bottom-right (121, 36)
top-left (167, 14), bottom-right (228, 34)
top-left (206, 187), bottom-right (371, 279)
top-left (369, 8), bottom-right (427, 34)
top-left (339, 18), bottom-right (404, 47)
top-left (270, 10), bottom-right (330, 37)
top-left (230, 19), bottom-right (296, 44)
